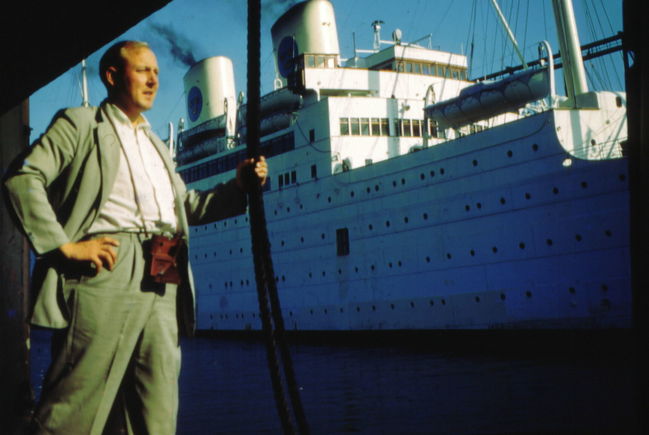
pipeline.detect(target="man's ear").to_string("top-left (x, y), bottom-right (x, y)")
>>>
top-left (105, 66), bottom-right (119, 88)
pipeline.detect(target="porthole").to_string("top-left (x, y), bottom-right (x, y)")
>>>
top-left (492, 246), bottom-right (498, 253)
top-left (532, 143), bottom-right (539, 151)
top-left (476, 202), bottom-right (482, 209)
top-left (465, 205), bottom-right (471, 212)
top-left (470, 249), bottom-right (475, 256)
top-left (500, 293), bottom-right (506, 300)
top-left (601, 284), bottom-right (609, 292)
top-left (475, 296), bottom-right (481, 302)
top-left (525, 291), bottom-right (532, 298)
top-left (423, 213), bottom-right (429, 220)
top-left (605, 230), bottom-right (612, 237)
top-left (500, 197), bottom-right (506, 205)
top-left (446, 253), bottom-right (452, 259)
top-left (420, 173), bottom-right (425, 180)
top-left (441, 299), bottom-right (446, 305)
top-left (425, 256), bottom-right (431, 263)
top-left (350, 191), bottom-right (355, 198)
top-left (580, 181), bottom-right (588, 189)
top-left (401, 178), bottom-right (406, 185)
top-left (327, 197), bottom-right (332, 203)
top-left (525, 193), bottom-right (531, 200)
top-left (430, 170), bottom-right (436, 177)
top-left (404, 217), bottom-right (409, 223)
top-left (507, 150), bottom-right (513, 158)
top-left (392, 180), bottom-right (397, 187)
top-left (472, 159), bottom-right (478, 166)
top-left (410, 301), bottom-right (415, 308)
top-left (368, 224), bottom-right (374, 230)
top-left (546, 239), bottom-right (553, 246)
top-left (575, 234), bottom-right (582, 242)
top-left (385, 221), bottom-right (391, 227)
top-left (552, 187), bottom-right (559, 194)
top-left (619, 174), bottom-right (626, 182)
top-left (568, 287), bottom-right (576, 294)
top-left (519, 242), bottom-right (526, 249)
top-left (440, 168), bottom-right (445, 175)
top-left (429, 300), bottom-right (434, 306)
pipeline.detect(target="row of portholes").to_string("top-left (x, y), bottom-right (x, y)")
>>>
top-left (196, 227), bottom-right (616, 268)
top-left (193, 216), bottom-right (249, 234)
top-left (210, 284), bottom-right (614, 322)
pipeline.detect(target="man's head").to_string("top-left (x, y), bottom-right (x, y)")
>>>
top-left (100, 41), bottom-right (159, 121)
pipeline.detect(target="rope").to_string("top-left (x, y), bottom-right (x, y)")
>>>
top-left (246, 1), bottom-right (309, 434)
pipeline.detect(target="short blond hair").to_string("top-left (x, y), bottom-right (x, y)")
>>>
top-left (99, 40), bottom-right (151, 91)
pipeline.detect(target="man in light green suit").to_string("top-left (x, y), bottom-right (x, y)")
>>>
top-left (3, 40), bottom-right (267, 434)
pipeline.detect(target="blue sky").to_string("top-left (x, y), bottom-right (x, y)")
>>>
top-left (28, 0), bottom-right (624, 143)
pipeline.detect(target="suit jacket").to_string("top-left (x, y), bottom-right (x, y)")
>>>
top-left (3, 104), bottom-right (247, 335)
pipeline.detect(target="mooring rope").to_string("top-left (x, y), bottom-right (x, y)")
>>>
top-left (246, 1), bottom-right (309, 433)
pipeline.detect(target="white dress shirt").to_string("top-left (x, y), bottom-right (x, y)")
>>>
top-left (88, 103), bottom-right (178, 235)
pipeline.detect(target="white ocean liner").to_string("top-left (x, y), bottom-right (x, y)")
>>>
top-left (174, 0), bottom-right (629, 331)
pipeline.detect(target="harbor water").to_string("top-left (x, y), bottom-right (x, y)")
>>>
top-left (30, 328), bottom-right (641, 434)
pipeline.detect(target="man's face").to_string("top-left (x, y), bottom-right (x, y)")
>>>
top-left (111, 47), bottom-right (159, 117)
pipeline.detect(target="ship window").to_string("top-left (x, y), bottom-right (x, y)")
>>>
top-left (445, 68), bottom-right (452, 78)
top-left (395, 61), bottom-right (404, 72)
top-left (402, 119), bottom-right (412, 137)
top-left (350, 118), bottom-right (360, 135)
top-left (340, 118), bottom-right (349, 135)
top-left (422, 64), bottom-right (430, 75)
top-left (305, 55), bottom-right (315, 68)
top-left (370, 118), bottom-right (381, 136)
top-left (360, 118), bottom-right (370, 135)
top-left (413, 63), bottom-right (421, 74)
top-left (316, 55), bottom-right (325, 67)
top-left (380, 118), bottom-right (389, 136)
top-left (336, 228), bottom-right (350, 256)
top-left (406, 62), bottom-right (413, 73)
top-left (309, 129), bottom-right (315, 142)
top-left (291, 170), bottom-right (297, 184)
top-left (326, 57), bottom-right (335, 68)
top-left (311, 164), bottom-right (317, 179)
top-left (412, 119), bottom-right (421, 137)
top-left (452, 70), bottom-right (459, 79)
top-left (278, 174), bottom-right (284, 188)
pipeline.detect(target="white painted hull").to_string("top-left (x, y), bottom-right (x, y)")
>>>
top-left (188, 109), bottom-right (630, 331)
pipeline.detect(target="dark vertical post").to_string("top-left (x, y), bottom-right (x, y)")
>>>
top-left (624, 0), bottom-right (649, 432)
top-left (0, 101), bottom-right (33, 432)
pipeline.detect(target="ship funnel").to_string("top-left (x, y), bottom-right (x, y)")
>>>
top-left (183, 56), bottom-right (236, 131)
top-left (271, 0), bottom-right (340, 87)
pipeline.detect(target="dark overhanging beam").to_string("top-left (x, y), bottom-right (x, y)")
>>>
top-left (0, 0), bottom-right (171, 116)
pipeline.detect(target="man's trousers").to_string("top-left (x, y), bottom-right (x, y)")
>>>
top-left (32, 232), bottom-right (181, 435)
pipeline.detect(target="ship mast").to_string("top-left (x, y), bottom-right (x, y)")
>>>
top-left (552, 0), bottom-right (589, 105)
top-left (81, 59), bottom-right (90, 107)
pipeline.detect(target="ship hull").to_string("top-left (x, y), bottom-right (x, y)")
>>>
top-left (189, 109), bottom-right (630, 331)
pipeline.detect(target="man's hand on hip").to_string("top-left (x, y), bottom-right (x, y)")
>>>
top-left (59, 237), bottom-right (120, 273)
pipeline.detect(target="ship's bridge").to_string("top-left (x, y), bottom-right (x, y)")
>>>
top-left (290, 45), bottom-right (471, 101)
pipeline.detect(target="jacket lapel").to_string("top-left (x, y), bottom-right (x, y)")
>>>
top-left (95, 109), bottom-right (121, 212)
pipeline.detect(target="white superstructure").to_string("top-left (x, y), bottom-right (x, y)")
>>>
top-left (175, 0), bottom-right (629, 331)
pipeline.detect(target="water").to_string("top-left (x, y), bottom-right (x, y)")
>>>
top-left (30, 329), bottom-right (640, 434)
